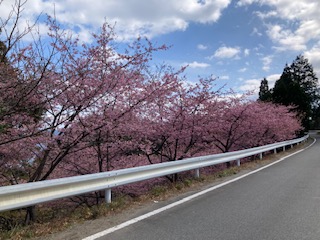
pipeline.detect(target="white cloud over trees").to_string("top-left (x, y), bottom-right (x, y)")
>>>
top-left (1, 0), bottom-right (232, 41)
top-left (212, 46), bottom-right (241, 59)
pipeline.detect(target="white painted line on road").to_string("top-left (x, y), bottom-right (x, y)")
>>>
top-left (82, 138), bottom-right (316, 240)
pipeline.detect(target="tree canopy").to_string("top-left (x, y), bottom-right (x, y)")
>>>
top-left (259, 55), bottom-right (319, 130)
top-left (258, 77), bottom-right (272, 102)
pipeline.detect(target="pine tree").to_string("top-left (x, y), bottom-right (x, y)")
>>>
top-left (272, 55), bottom-right (318, 130)
top-left (291, 55), bottom-right (318, 105)
top-left (258, 77), bottom-right (272, 101)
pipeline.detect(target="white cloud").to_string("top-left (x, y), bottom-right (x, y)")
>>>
top-left (255, 10), bottom-right (277, 19)
top-left (296, 20), bottom-right (320, 41)
top-left (239, 79), bottom-right (260, 92)
top-left (0, 0), bottom-right (54, 41)
top-left (238, 68), bottom-right (247, 73)
top-left (266, 24), bottom-right (307, 51)
top-left (239, 73), bottom-right (281, 94)
top-left (212, 46), bottom-right (241, 59)
top-left (197, 44), bottom-right (208, 50)
top-left (261, 55), bottom-right (273, 71)
top-left (0, 0), bottom-right (232, 41)
top-left (262, 0), bottom-right (318, 21)
top-left (184, 61), bottom-right (210, 68)
top-left (236, 0), bottom-right (256, 7)
top-left (219, 75), bottom-right (230, 80)
top-left (304, 43), bottom-right (320, 78)
top-left (238, 0), bottom-right (318, 19)
top-left (266, 74), bottom-right (281, 88)
top-left (239, 0), bottom-right (320, 53)
top-left (251, 27), bottom-right (263, 36)
top-left (244, 48), bottom-right (250, 56)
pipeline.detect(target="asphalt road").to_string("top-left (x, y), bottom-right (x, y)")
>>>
top-left (91, 135), bottom-right (320, 240)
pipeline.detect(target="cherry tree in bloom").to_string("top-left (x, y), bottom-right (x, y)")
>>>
top-left (0, 10), bottom-right (173, 184)
top-left (204, 98), bottom-right (302, 167)
top-left (131, 75), bottom-right (223, 181)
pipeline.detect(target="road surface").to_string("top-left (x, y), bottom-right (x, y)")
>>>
top-left (84, 135), bottom-right (320, 240)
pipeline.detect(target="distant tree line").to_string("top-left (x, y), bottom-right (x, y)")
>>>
top-left (258, 55), bottom-right (319, 131)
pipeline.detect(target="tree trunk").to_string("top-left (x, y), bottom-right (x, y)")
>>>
top-left (25, 206), bottom-right (36, 225)
top-left (172, 173), bottom-right (178, 183)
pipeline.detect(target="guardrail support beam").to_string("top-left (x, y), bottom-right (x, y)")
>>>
top-left (195, 169), bottom-right (200, 178)
top-left (237, 159), bottom-right (241, 167)
top-left (105, 189), bottom-right (112, 204)
top-left (274, 149), bottom-right (277, 154)
top-left (283, 146), bottom-right (285, 152)
top-left (259, 153), bottom-right (263, 160)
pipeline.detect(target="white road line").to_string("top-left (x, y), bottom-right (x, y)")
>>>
top-left (82, 138), bottom-right (316, 240)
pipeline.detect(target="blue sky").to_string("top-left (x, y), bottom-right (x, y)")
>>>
top-left (1, 0), bottom-right (320, 95)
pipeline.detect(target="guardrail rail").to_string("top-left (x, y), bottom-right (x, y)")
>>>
top-left (0, 135), bottom-right (309, 212)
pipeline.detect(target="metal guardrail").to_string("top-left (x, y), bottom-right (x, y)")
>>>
top-left (0, 135), bottom-right (309, 212)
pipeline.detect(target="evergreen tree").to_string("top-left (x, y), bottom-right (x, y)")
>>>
top-left (272, 55), bottom-right (318, 130)
top-left (258, 77), bottom-right (272, 101)
top-left (291, 55), bottom-right (319, 105)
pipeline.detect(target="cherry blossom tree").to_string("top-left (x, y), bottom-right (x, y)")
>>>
top-left (0, 3), bottom-right (174, 220)
top-left (204, 98), bottom-right (302, 167)
top-left (130, 75), bottom-right (223, 182)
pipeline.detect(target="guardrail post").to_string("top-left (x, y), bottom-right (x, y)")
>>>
top-left (237, 159), bottom-right (240, 166)
top-left (105, 189), bottom-right (112, 204)
top-left (274, 148), bottom-right (277, 154)
top-left (283, 146), bottom-right (285, 152)
top-left (291, 144), bottom-right (293, 148)
top-left (259, 153), bottom-right (263, 160)
top-left (195, 169), bottom-right (200, 178)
